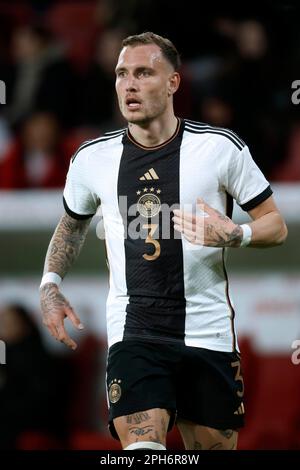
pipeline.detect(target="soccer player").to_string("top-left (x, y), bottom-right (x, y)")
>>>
top-left (40, 32), bottom-right (288, 451)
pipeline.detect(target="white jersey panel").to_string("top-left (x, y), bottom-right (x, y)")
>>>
top-left (218, 144), bottom-right (271, 207)
top-left (97, 142), bottom-right (129, 349)
top-left (63, 145), bottom-right (100, 216)
top-left (179, 130), bottom-right (235, 351)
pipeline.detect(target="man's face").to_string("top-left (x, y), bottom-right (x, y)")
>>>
top-left (115, 44), bottom-right (176, 125)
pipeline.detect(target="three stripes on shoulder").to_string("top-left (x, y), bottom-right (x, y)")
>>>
top-left (71, 128), bottom-right (126, 162)
top-left (184, 120), bottom-right (246, 151)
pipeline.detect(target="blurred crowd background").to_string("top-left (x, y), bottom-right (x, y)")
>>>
top-left (0, 0), bottom-right (300, 451)
top-left (0, 0), bottom-right (300, 184)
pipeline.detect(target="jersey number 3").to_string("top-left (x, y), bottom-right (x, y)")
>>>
top-left (142, 224), bottom-right (161, 261)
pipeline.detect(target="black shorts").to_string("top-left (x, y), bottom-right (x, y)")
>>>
top-left (106, 340), bottom-right (245, 440)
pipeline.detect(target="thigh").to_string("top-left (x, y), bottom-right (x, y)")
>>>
top-left (114, 408), bottom-right (171, 449)
top-left (176, 347), bottom-right (245, 433)
top-left (106, 341), bottom-right (178, 440)
top-left (177, 419), bottom-right (238, 450)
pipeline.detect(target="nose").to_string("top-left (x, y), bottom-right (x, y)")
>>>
top-left (125, 75), bottom-right (138, 92)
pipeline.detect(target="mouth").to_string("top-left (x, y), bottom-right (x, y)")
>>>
top-left (125, 97), bottom-right (142, 111)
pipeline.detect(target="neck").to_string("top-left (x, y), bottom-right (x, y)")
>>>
top-left (128, 112), bottom-right (178, 147)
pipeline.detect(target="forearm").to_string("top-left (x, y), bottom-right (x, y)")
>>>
top-left (173, 201), bottom-right (287, 249)
top-left (40, 214), bottom-right (90, 350)
top-left (43, 212), bottom-right (92, 278)
top-left (247, 211), bottom-right (288, 247)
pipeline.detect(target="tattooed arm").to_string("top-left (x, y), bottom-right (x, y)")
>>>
top-left (173, 196), bottom-right (287, 248)
top-left (40, 213), bottom-right (92, 349)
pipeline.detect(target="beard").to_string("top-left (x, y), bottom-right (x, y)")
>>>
top-left (120, 97), bottom-right (168, 126)
top-left (124, 109), bottom-right (166, 127)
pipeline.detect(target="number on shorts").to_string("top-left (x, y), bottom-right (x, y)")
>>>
top-left (231, 360), bottom-right (244, 398)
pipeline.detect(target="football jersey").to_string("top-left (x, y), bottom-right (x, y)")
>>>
top-left (63, 118), bottom-right (272, 352)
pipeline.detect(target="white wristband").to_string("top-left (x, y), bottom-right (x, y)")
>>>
top-left (240, 224), bottom-right (252, 247)
top-left (40, 272), bottom-right (62, 288)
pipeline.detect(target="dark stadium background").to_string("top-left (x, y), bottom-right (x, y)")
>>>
top-left (0, 0), bottom-right (299, 451)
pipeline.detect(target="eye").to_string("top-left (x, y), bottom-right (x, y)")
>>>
top-left (139, 70), bottom-right (151, 78)
top-left (117, 71), bottom-right (126, 78)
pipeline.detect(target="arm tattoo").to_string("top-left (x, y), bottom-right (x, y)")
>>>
top-left (40, 282), bottom-right (70, 316)
top-left (43, 213), bottom-right (91, 278)
top-left (206, 222), bottom-right (243, 247)
top-left (223, 224), bottom-right (243, 248)
top-left (216, 211), bottom-right (243, 247)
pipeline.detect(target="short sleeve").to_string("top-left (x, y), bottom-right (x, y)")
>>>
top-left (225, 145), bottom-right (273, 211)
top-left (63, 151), bottom-right (99, 220)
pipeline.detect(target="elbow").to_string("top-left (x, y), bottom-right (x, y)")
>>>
top-left (277, 222), bottom-right (288, 245)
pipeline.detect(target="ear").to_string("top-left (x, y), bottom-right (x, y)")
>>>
top-left (168, 72), bottom-right (181, 96)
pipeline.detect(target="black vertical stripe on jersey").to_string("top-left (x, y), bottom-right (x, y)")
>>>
top-left (117, 121), bottom-right (186, 343)
top-left (224, 192), bottom-right (236, 352)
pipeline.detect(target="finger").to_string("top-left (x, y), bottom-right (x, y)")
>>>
top-left (172, 215), bottom-right (183, 227)
top-left (182, 231), bottom-right (197, 244)
top-left (181, 226), bottom-right (204, 244)
top-left (174, 224), bottom-right (199, 237)
top-left (174, 223), bottom-right (183, 233)
top-left (196, 197), bottom-right (215, 216)
top-left (172, 214), bottom-right (187, 223)
top-left (48, 323), bottom-right (59, 339)
top-left (174, 223), bottom-right (204, 244)
top-left (60, 333), bottom-right (77, 350)
top-left (65, 306), bottom-right (84, 330)
top-left (173, 217), bottom-right (196, 234)
top-left (173, 210), bottom-right (196, 223)
top-left (173, 209), bottom-right (191, 219)
top-left (173, 216), bottom-right (197, 234)
top-left (57, 323), bottom-right (77, 350)
top-left (172, 216), bottom-right (182, 230)
top-left (174, 220), bottom-right (200, 239)
top-left (172, 208), bottom-right (181, 216)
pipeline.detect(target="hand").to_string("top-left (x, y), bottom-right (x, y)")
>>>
top-left (173, 198), bottom-right (243, 247)
top-left (40, 283), bottom-right (84, 350)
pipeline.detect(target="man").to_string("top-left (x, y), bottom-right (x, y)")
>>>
top-left (40, 32), bottom-right (288, 451)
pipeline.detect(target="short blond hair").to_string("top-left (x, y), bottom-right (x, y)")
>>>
top-left (122, 31), bottom-right (181, 71)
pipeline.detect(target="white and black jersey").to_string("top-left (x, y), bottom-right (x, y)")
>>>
top-left (63, 119), bottom-right (272, 352)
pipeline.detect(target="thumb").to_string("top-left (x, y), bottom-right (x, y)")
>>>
top-left (65, 306), bottom-right (84, 330)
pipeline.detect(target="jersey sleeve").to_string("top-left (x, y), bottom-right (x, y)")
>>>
top-left (224, 145), bottom-right (273, 211)
top-left (63, 150), bottom-right (99, 220)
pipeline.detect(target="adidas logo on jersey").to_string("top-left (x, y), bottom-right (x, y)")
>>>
top-left (234, 403), bottom-right (245, 415)
top-left (139, 168), bottom-right (159, 181)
